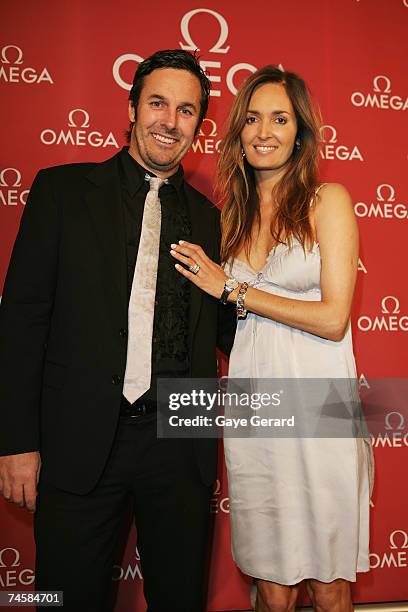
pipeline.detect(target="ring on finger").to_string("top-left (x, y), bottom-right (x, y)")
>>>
top-left (189, 263), bottom-right (200, 275)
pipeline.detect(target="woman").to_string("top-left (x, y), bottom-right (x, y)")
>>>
top-left (170, 65), bottom-right (373, 612)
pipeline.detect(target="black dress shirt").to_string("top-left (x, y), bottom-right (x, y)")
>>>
top-left (119, 147), bottom-right (191, 403)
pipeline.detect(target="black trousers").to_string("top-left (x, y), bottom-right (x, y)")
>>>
top-left (34, 414), bottom-right (213, 612)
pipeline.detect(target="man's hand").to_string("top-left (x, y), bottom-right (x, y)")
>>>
top-left (0, 452), bottom-right (41, 512)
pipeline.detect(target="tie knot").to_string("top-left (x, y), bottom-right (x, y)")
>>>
top-left (145, 174), bottom-right (166, 193)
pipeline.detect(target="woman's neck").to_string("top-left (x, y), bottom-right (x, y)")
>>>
top-left (255, 168), bottom-right (284, 207)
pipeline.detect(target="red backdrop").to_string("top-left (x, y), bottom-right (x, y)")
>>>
top-left (1, 0), bottom-right (407, 610)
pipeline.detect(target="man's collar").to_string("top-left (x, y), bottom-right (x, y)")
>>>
top-left (120, 146), bottom-right (184, 196)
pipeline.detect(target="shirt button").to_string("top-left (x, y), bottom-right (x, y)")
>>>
top-left (111, 374), bottom-right (122, 385)
top-left (119, 328), bottom-right (127, 338)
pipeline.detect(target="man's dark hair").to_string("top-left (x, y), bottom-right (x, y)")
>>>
top-left (126, 49), bottom-right (211, 141)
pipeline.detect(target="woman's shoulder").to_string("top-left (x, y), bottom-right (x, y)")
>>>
top-left (314, 182), bottom-right (351, 199)
top-left (312, 182), bottom-right (357, 247)
top-left (313, 182), bottom-right (353, 213)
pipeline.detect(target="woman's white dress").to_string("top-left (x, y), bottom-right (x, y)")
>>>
top-left (225, 239), bottom-right (374, 584)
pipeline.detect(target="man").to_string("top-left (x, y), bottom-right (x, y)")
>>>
top-left (0, 50), bottom-right (235, 611)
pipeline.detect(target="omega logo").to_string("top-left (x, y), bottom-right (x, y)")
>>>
top-left (0, 45), bottom-right (53, 84)
top-left (198, 118), bottom-right (218, 138)
top-left (381, 296), bottom-right (400, 315)
top-left (0, 548), bottom-right (34, 587)
top-left (320, 125), bottom-right (337, 143)
top-left (0, 548), bottom-right (20, 568)
top-left (1, 45), bottom-right (23, 64)
top-left (373, 75), bottom-right (391, 93)
top-left (68, 109), bottom-right (90, 128)
top-left (370, 530), bottom-right (408, 569)
top-left (179, 9), bottom-right (230, 54)
top-left (351, 75), bottom-right (407, 111)
top-left (192, 118), bottom-right (221, 155)
top-left (384, 412), bottom-right (405, 431)
top-left (0, 168), bottom-right (22, 188)
top-left (377, 184), bottom-right (395, 202)
top-left (373, 407), bottom-right (408, 448)
top-left (390, 530), bottom-right (408, 550)
top-left (354, 184), bottom-right (407, 220)
top-left (179, 8), bottom-right (257, 96)
top-left (358, 296), bottom-right (408, 333)
top-left (0, 168), bottom-right (29, 206)
top-left (112, 9), bottom-right (259, 97)
top-left (320, 125), bottom-right (363, 161)
top-left (40, 109), bottom-right (119, 148)
top-left (360, 377), bottom-right (407, 446)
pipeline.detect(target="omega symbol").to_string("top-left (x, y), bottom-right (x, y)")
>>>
top-left (373, 75), bottom-right (392, 93)
top-left (68, 109), bottom-right (90, 128)
top-left (0, 168), bottom-right (22, 187)
top-left (198, 118), bottom-right (218, 138)
top-left (320, 125), bottom-right (337, 143)
top-left (376, 184), bottom-right (395, 202)
top-left (1, 45), bottom-right (23, 64)
top-left (389, 530), bottom-right (408, 550)
top-left (381, 296), bottom-right (400, 315)
top-left (0, 547), bottom-right (20, 568)
top-left (384, 412), bottom-right (405, 431)
top-left (179, 9), bottom-right (230, 54)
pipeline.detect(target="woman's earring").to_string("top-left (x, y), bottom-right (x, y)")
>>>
top-left (241, 148), bottom-right (246, 157)
top-left (295, 139), bottom-right (301, 149)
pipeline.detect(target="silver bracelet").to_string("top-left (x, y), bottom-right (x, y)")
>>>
top-left (236, 282), bottom-right (249, 318)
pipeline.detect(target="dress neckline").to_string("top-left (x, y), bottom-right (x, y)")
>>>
top-left (231, 240), bottom-right (319, 275)
top-left (229, 184), bottom-right (326, 275)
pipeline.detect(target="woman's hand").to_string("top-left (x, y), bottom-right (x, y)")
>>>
top-left (170, 241), bottom-right (228, 299)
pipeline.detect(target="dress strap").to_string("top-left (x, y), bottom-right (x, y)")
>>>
top-left (310, 183), bottom-right (328, 206)
top-left (315, 182), bottom-right (328, 195)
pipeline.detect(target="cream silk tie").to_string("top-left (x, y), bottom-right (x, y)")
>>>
top-left (123, 175), bottom-right (166, 403)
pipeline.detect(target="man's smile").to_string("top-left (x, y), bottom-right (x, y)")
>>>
top-left (151, 132), bottom-right (179, 145)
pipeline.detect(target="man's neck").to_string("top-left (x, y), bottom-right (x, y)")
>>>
top-left (127, 147), bottom-right (179, 180)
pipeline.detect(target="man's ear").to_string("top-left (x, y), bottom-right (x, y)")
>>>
top-left (128, 101), bottom-right (136, 123)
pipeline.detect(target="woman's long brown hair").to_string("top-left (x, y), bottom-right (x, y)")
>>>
top-left (217, 65), bottom-right (322, 264)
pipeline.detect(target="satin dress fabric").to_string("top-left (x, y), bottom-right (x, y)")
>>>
top-left (224, 239), bottom-right (374, 584)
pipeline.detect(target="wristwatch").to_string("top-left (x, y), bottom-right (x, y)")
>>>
top-left (220, 277), bottom-right (240, 305)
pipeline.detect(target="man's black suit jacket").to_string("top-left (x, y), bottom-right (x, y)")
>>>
top-left (0, 151), bottom-right (234, 493)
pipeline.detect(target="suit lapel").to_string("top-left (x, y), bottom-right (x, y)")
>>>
top-left (84, 154), bottom-right (127, 314)
top-left (83, 158), bottom-right (216, 346)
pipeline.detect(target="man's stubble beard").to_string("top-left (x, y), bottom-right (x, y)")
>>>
top-left (135, 130), bottom-right (191, 174)
top-left (141, 147), bottom-right (185, 173)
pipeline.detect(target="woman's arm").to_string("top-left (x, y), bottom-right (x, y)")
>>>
top-left (171, 183), bottom-right (358, 342)
top-left (241, 184), bottom-right (358, 340)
